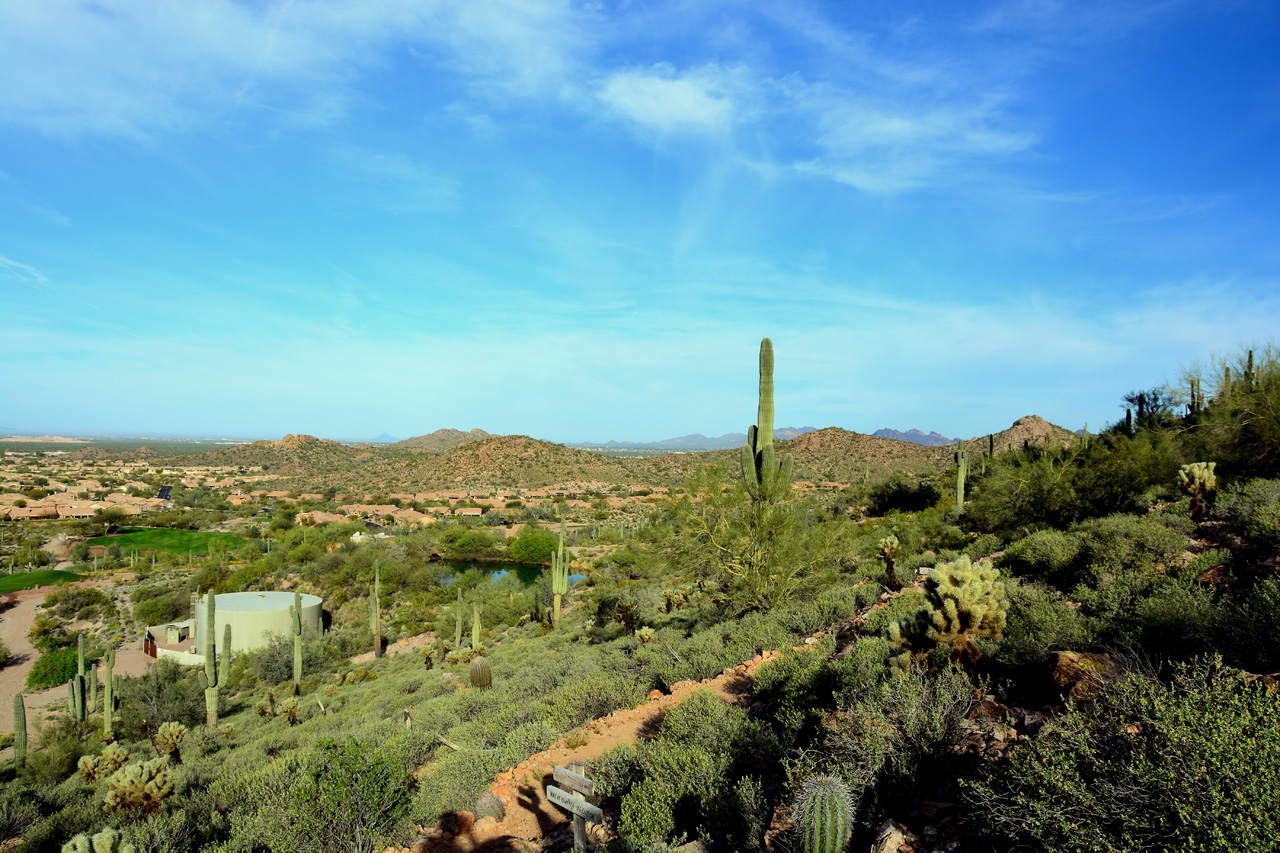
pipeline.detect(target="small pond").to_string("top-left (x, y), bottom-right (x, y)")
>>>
top-left (439, 559), bottom-right (585, 588)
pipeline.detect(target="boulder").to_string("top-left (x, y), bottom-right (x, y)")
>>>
top-left (1050, 651), bottom-right (1117, 698)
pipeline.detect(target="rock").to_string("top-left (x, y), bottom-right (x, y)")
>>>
top-left (872, 819), bottom-right (907, 853)
top-left (410, 842), bottom-right (430, 853)
top-left (475, 816), bottom-right (498, 831)
top-left (804, 637), bottom-right (818, 645)
top-left (1050, 651), bottom-right (1118, 698)
top-left (648, 689), bottom-right (663, 700)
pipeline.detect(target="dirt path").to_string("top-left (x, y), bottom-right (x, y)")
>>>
top-left (400, 645), bottom-right (793, 853)
top-left (1, 578), bottom-right (153, 750)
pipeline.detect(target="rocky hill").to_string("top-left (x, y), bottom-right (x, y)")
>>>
top-left (959, 415), bottom-right (1082, 456)
top-left (392, 428), bottom-right (493, 452)
top-left (173, 434), bottom-right (372, 475)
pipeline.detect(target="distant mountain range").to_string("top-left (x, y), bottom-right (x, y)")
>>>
top-left (569, 427), bottom-right (818, 451)
top-left (872, 428), bottom-right (957, 446)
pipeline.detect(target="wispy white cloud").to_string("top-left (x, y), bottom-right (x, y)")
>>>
top-left (598, 64), bottom-right (741, 136)
top-left (0, 255), bottom-right (49, 286)
top-left (0, 0), bottom-right (590, 138)
top-left (327, 147), bottom-right (459, 213)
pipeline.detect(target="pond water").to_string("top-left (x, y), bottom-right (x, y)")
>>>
top-left (439, 559), bottom-right (585, 588)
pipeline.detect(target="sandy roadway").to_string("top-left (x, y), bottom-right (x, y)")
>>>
top-left (1, 573), bottom-right (153, 757)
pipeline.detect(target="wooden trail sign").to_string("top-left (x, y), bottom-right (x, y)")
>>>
top-left (554, 765), bottom-right (595, 796)
top-left (547, 785), bottom-right (603, 823)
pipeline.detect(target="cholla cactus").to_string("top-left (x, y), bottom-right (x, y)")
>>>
top-left (278, 698), bottom-right (300, 726)
top-left (154, 721), bottom-right (187, 764)
top-left (470, 655), bottom-right (492, 690)
top-left (1178, 462), bottom-right (1217, 522)
top-left (98, 742), bottom-right (129, 776)
top-left (77, 754), bottom-right (101, 781)
top-left (795, 775), bottom-right (855, 853)
top-left (635, 626), bottom-right (655, 644)
top-left (104, 757), bottom-right (174, 814)
top-left (877, 535), bottom-right (900, 589)
top-left (61, 827), bottom-right (136, 853)
top-left (889, 555), bottom-right (1008, 670)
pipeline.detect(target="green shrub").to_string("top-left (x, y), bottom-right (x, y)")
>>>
top-left (1072, 514), bottom-right (1187, 581)
top-left (1001, 529), bottom-right (1080, 581)
top-left (1216, 478), bottom-right (1280, 548)
top-left (591, 742), bottom-right (642, 799)
top-left (26, 646), bottom-right (80, 691)
top-left (813, 666), bottom-right (973, 812)
top-left (993, 582), bottom-right (1087, 667)
top-left (966, 657), bottom-right (1280, 852)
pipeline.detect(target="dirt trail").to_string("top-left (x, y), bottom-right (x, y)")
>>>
top-left (0, 578), bottom-right (153, 750)
top-left (400, 644), bottom-right (797, 853)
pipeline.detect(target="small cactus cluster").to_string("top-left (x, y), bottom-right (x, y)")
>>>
top-left (877, 535), bottom-right (900, 589)
top-left (61, 827), bottom-right (136, 853)
top-left (889, 555), bottom-right (1009, 670)
top-left (278, 698), bottom-right (300, 726)
top-left (104, 757), bottom-right (174, 814)
top-left (1178, 462), bottom-right (1217, 522)
top-left (795, 775), bottom-right (855, 853)
top-left (635, 626), bottom-right (656, 644)
top-left (79, 741), bottom-right (134, 781)
top-left (154, 721), bottom-right (187, 764)
top-left (550, 514), bottom-right (570, 629)
top-left (741, 338), bottom-right (794, 504)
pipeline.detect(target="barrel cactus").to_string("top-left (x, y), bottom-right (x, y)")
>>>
top-left (795, 775), bottom-right (855, 853)
top-left (470, 655), bottom-right (493, 690)
top-left (475, 791), bottom-right (506, 821)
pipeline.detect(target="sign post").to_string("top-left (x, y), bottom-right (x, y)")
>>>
top-left (549, 764), bottom-right (599, 852)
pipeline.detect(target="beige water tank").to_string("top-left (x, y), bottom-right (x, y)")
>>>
top-left (195, 591), bottom-right (322, 655)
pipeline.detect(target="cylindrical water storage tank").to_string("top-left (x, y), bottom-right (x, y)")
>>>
top-left (195, 591), bottom-right (323, 655)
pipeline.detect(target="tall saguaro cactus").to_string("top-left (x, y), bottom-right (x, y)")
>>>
top-left (14, 693), bottom-right (26, 767)
top-left (289, 591), bottom-right (303, 694)
top-left (550, 514), bottom-right (569, 629)
top-left (68, 634), bottom-right (87, 723)
top-left (740, 338), bottom-right (793, 504)
top-left (370, 563), bottom-right (382, 659)
top-left (954, 442), bottom-right (969, 512)
top-left (471, 604), bottom-right (482, 651)
top-left (453, 588), bottom-right (464, 650)
top-left (196, 594), bottom-right (228, 730)
top-left (103, 648), bottom-right (116, 739)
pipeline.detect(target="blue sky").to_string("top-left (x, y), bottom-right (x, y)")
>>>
top-left (2, 0), bottom-right (1278, 444)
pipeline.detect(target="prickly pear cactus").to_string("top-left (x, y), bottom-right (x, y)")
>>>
top-left (104, 757), bottom-right (174, 814)
top-left (796, 775), bottom-right (855, 853)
